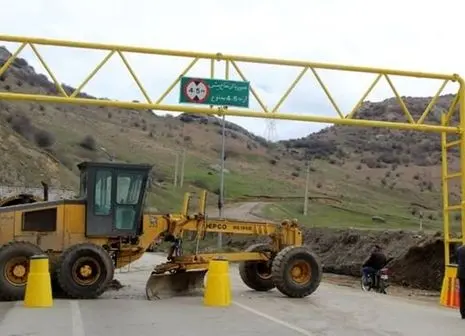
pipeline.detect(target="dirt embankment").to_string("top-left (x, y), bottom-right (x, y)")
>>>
top-left (224, 228), bottom-right (445, 291)
top-left (300, 228), bottom-right (446, 291)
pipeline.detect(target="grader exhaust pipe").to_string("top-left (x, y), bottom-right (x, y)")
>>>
top-left (40, 181), bottom-right (49, 201)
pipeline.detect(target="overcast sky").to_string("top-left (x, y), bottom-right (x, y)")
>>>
top-left (0, 0), bottom-right (462, 140)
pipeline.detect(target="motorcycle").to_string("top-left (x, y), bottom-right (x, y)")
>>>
top-left (360, 256), bottom-right (393, 294)
top-left (361, 267), bottom-right (389, 294)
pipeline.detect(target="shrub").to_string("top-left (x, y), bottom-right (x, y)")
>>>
top-left (79, 135), bottom-right (97, 151)
top-left (9, 115), bottom-right (33, 139)
top-left (34, 129), bottom-right (55, 148)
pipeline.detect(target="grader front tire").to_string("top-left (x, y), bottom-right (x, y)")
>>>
top-left (271, 246), bottom-right (322, 298)
top-left (239, 243), bottom-right (275, 292)
top-left (56, 243), bottom-right (114, 299)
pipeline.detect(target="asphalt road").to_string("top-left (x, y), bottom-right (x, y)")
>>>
top-left (0, 253), bottom-right (463, 336)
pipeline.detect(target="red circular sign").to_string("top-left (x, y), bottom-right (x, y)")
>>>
top-left (183, 79), bottom-right (210, 103)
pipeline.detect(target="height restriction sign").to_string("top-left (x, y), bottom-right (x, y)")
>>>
top-left (183, 79), bottom-right (210, 103)
top-left (179, 76), bottom-right (250, 108)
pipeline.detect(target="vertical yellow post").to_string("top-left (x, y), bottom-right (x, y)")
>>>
top-left (459, 84), bottom-right (465, 245)
top-left (181, 192), bottom-right (191, 216)
top-left (441, 113), bottom-right (450, 266)
top-left (198, 190), bottom-right (207, 215)
top-left (225, 60), bottom-right (229, 80)
top-left (440, 87), bottom-right (465, 308)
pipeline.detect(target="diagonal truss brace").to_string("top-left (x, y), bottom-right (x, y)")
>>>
top-left (0, 35), bottom-right (462, 134)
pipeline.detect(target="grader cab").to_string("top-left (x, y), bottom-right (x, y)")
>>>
top-left (0, 161), bottom-right (322, 301)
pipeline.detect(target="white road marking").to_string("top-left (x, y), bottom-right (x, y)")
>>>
top-left (70, 300), bottom-right (85, 336)
top-left (232, 301), bottom-right (315, 336)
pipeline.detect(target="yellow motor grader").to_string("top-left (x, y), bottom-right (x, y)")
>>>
top-left (0, 161), bottom-right (322, 301)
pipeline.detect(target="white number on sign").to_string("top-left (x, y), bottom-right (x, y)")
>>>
top-left (185, 81), bottom-right (208, 101)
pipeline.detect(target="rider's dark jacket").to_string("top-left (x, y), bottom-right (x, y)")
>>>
top-left (362, 251), bottom-right (387, 270)
top-left (457, 245), bottom-right (465, 279)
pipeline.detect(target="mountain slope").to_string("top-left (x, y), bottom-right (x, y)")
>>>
top-left (275, 95), bottom-right (460, 230)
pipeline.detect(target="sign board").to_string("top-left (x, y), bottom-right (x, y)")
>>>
top-left (179, 77), bottom-right (250, 108)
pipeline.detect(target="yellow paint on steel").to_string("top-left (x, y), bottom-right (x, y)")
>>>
top-left (460, 87), bottom-right (465, 247)
top-left (4, 257), bottom-right (28, 286)
top-left (70, 50), bottom-right (115, 98)
top-left (117, 50), bottom-right (153, 104)
top-left (0, 91), bottom-right (459, 133)
top-left (0, 35), bottom-right (462, 134)
top-left (156, 57), bottom-right (199, 105)
top-left (441, 113), bottom-right (451, 265)
top-left (446, 92), bottom-right (460, 123)
top-left (29, 43), bottom-right (68, 98)
top-left (0, 42), bottom-right (26, 77)
top-left (345, 73), bottom-right (382, 120)
top-left (384, 74), bottom-right (415, 124)
top-left (309, 67), bottom-right (344, 118)
top-left (230, 60), bottom-right (269, 113)
top-left (0, 35), bottom-right (458, 80)
top-left (417, 79), bottom-right (449, 124)
top-left (272, 66), bottom-right (308, 113)
top-left (291, 260), bottom-right (311, 284)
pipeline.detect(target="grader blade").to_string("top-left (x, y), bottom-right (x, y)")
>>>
top-left (145, 270), bottom-right (207, 300)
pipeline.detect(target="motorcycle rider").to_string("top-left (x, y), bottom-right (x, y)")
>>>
top-left (362, 244), bottom-right (387, 287)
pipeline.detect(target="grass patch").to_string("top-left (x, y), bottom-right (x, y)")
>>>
top-left (260, 201), bottom-right (444, 231)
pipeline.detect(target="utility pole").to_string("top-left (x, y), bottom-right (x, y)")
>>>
top-left (419, 211), bottom-right (424, 231)
top-left (218, 111), bottom-right (226, 250)
top-left (303, 161), bottom-right (310, 215)
top-left (174, 152), bottom-right (179, 188)
top-left (179, 149), bottom-right (186, 188)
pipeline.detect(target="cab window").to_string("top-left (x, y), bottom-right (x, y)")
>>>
top-left (116, 173), bottom-right (143, 205)
top-left (94, 170), bottom-right (112, 215)
top-left (114, 172), bottom-right (144, 230)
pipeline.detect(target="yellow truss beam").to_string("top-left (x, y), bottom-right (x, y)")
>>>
top-left (0, 34), bottom-right (462, 134)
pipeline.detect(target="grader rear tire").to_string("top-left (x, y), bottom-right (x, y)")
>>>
top-left (0, 241), bottom-right (43, 301)
top-left (271, 245), bottom-right (322, 298)
top-left (239, 243), bottom-right (275, 292)
top-left (56, 243), bottom-right (114, 299)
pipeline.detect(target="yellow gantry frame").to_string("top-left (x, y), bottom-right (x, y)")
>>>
top-left (0, 35), bottom-right (464, 265)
